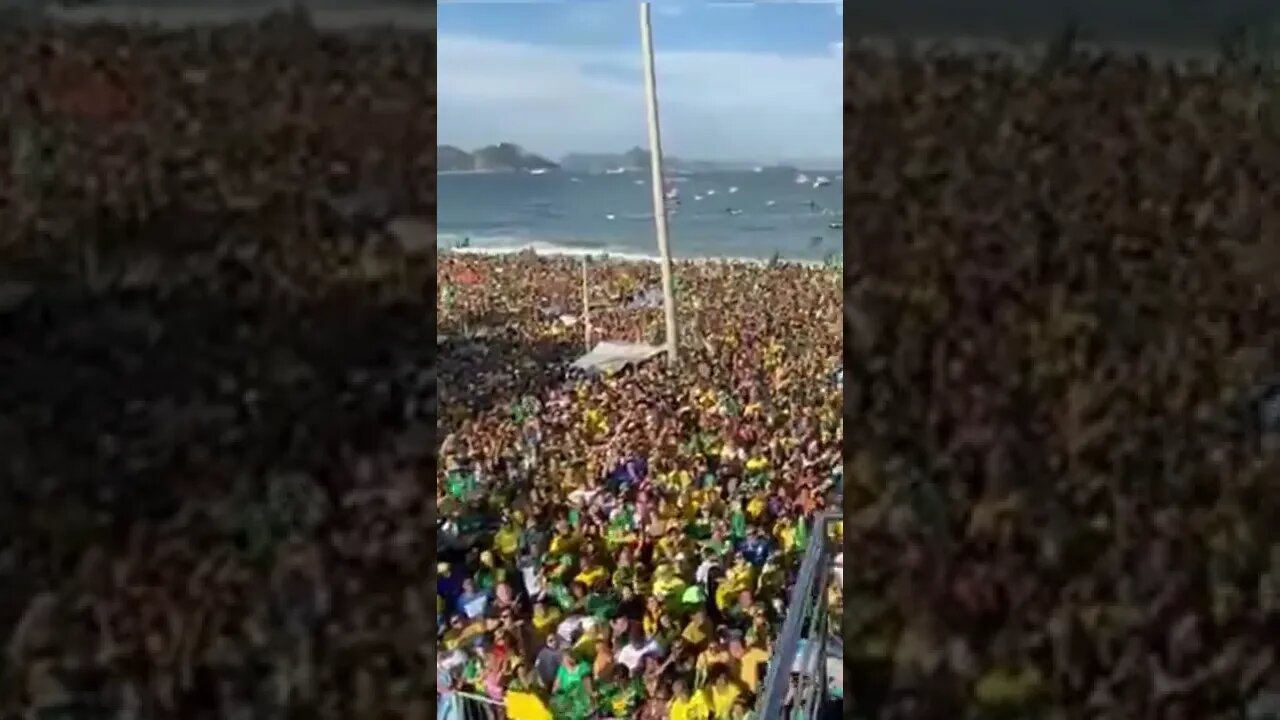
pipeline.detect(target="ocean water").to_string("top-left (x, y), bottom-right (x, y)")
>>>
top-left (437, 169), bottom-right (843, 263)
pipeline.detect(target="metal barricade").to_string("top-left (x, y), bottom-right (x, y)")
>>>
top-left (439, 690), bottom-right (506, 720)
top-left (756, 508), bottom-right (841, 719)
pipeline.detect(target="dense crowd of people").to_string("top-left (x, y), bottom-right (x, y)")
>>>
top-left (2, 13), bottom-right (441, 720)
top-left (14, 10), bottom-right (1280, 720)
top-left (437, 254), bottom-right (843, 719)
top-left (845, 44), bottom-right (1280, 718)
top-left (0, 12), bottom-right (844, 720)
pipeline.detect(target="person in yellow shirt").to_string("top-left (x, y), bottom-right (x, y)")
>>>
top-left (492, 520), bottom-right (520, 559)
top-left (530, 599), bottom-right (561, 644)
top-left (574, 558), bottom-right (608, 590)
top-left (652, 563), bottom-right (687, 601)
top-left (441, 613), bottom-right (485, 651)
top-left (643, 596), bottom-right (664, 638)
top-left (731, 637), bottom-right (770, 693)
top-left (681, 608), bottom-right (713, 648)
top-left (548, 519), bottom-right (581, 556)
top-left (773, 518), bottom-right (798, 553)
top-left (695, 636), bottom-right (734, 687)
top-left (707, 668), bottom-right (743, 719)
top-left (656, 529), bottom-right (686, 562)
top-left (668, 678), bottom-right (712, 720)
top-left (717, 559), bottom-right (755, 611)
top-left (583, 407), bottom-right (609, 437)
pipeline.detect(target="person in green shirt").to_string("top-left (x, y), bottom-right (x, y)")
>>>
top-left (730, 506), bottom-right (748, 541)
top-left (551, 652), bottom-right (594, 719)
top-left (596, 663), bottom-right (644, 717)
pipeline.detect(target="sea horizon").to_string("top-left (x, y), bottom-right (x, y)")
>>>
top-left (438, 169), bottom-right (843, 264)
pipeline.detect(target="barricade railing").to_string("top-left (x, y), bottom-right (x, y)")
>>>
top-left (439, 690), bottom-right (506, 720)
top-left (756, 508), bottom-right (840, 719)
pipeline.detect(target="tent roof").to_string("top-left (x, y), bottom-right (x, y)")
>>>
top-left (570, 341), bottom-right (664, 374)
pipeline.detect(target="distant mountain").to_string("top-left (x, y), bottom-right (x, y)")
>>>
top-left (473, 143), bottom-right (557, 172)
top-left (438, 145), bottom-right (473, 172)
top-left (437, 143), bottom-right (558, 173)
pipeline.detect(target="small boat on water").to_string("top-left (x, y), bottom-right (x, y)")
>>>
top-left (664, 186), bottom-right (679, 200)
top-left (753, 166), bottom-right (764, 173)
top-left (706, 189), bottom-right (716, 196)
top-left (828, 221), bottom-right (842, 229)
top-left (765, 200), bottom-right (776, 207)
top-left (694, 194), bottom-right (703, 201)
top-left (728, 186), bottom-right (738, 194)
top-left (795, 173), bottom-right (810, 184)
top-left (812, 176), bottom-right (831, 188)
top-left (528, 168), bottom-right (549, 175)
top-left (605, 167), bottom-right (627, 175)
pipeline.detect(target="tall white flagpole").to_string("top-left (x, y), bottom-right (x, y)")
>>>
top-left (639, 2), bottom-right (679, 366)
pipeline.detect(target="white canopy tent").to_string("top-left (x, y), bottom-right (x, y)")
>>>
top-left (571, 341), bottom-right (664, 375)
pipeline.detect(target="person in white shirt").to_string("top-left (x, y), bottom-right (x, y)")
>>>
top-left (615, 634), bottom-right (662, 673)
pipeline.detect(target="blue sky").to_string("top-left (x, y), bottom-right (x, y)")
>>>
top-left (438, 2), bottom-right (842, 163)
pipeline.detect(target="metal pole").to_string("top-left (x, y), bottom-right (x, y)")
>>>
top-left (639, 2), bottom-right (679, 366)
top-left (581, 254), bottom-right (592, 352)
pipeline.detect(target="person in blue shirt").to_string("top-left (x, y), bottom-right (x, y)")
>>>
top-left (437, 562), bottom-right (464, 616)
top-left (457, 577), bottom-right (491, 620)
top-left (740, 528), bottom-right (774, 567)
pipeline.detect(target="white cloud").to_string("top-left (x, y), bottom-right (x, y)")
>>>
top-left (437, 34), bottom-right (840, 163)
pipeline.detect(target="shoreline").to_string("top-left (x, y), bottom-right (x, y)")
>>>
top-left (439, 245), bottom-right (840, 270)
top-left (437, 169), bottom-right (513, 176)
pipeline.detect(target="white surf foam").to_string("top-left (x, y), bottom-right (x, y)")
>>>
top-left (437, 234), bottom-right (836, 268)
